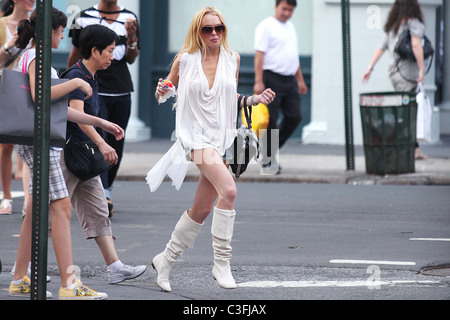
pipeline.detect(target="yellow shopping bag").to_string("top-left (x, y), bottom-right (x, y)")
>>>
top-left (241, 102), bottom-right (269, 138)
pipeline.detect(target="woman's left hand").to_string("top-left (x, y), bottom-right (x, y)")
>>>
top-left (101, 120), bottom-right (125, 141)
top-left (417, 69), bottom-right (425, 84)
top-left (255, 88), bottom-right (276, 105)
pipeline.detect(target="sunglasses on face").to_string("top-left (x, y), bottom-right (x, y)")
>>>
top-left (201, 24), bottom-right (225, 35)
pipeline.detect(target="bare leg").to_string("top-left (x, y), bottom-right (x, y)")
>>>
top-left (0, 144), bottom-right (14, 200)
top-left (49, 197), bottom-right (76, 288)
top-left (189, 148), bottom-right (236, 223)
top-left (95, 236), bottom-right (119, 266)
top-left (12, 196), bottom-right (33, 281)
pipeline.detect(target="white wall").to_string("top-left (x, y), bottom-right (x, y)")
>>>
top-left (302, 0), bottom-right (442, 145)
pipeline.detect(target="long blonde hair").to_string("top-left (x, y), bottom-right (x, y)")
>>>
top-left (178, 7), bottom-right (231, 57)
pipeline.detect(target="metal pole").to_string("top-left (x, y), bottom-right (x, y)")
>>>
top-left (341, 0), bottom-right (355, 171)
top-left (30, 0), bottom-right (52, 300)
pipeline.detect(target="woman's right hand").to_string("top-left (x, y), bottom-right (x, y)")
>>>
top-left (417, 68), bottom-right (425, 84)
top-left (155, 78), bottom-right (170, 100)
top-left (362, 69), bottom-right (372, 83)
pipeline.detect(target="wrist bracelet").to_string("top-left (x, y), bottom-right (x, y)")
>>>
top-left (1, 45), bottom-right (11, 56)
top-left (250, 96), bottom-right (256, 106)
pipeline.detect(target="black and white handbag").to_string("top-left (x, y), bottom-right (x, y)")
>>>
top-left (229, 95), bottom-right (260, 178)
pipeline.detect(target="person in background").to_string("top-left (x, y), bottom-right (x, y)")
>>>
top-left (62, 24), bottom-right (146, 285)
top-left (0, 0), bottom-right (34, 215)
top-left (10, 7), bottom-right (124, 299)
top-left (254, 0), bottom-right (308, 174)
top-left (0, 0), bottom-right (13, 17)
top-left (67, 0), bottom-right (140, 217)
top-left (362, 0), bottom-right (428, 160)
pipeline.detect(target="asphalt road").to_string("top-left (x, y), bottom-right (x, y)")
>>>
top-left (1, 180), bottom-right (449, 306)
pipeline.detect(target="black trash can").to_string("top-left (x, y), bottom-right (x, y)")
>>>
top-left (360, 92), bottom-right (417, 175)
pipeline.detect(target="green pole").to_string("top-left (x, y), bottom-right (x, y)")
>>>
top-left (30, 0), bottom-right (52, 300)
top-left (341, 0), bottom-right (355, 171)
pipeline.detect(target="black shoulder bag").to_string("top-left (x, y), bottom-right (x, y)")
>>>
top-left (394, 23), bottom-right (434, 83)
top-left (64, 136), bottom-right (113, 181)
top-left (229, 95), bottom-right (260, 178)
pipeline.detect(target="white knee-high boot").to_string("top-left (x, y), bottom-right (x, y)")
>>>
top-left (152, 210), bottom-right (203, 292)
top-left (211, 207), bottom-right (237, 289)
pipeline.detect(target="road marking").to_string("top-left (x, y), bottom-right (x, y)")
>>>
top-left (0, 191), bottom-right (25, 199)
top-left (329, 259), bottom-right (416, 266)
top-left (238, 280), bottom-right (439, 288)
top-left (410, 238), bottom-right (450, 242)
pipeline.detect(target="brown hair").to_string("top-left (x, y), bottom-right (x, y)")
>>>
top-left (384, 0), bottom-right (424, 34)
top-left (16, 7), bottom-right (67, 49)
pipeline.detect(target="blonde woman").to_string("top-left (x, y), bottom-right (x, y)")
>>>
top-left (148, 7), bottom-right (275, 292)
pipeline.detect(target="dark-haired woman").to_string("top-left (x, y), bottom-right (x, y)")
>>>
top-left (10, 8), bottom-right (125, 300)
top-left (362, 0), bottom-right (428, 159)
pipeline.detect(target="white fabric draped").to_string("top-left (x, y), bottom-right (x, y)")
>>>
top-left (146, 47), bottom-right (238, 192)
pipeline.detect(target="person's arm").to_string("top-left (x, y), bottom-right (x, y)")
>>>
top-left (0, 33), bottom-right (18, 67)
top-left (361, 48), bottom-right (385, 83)
top-left (68, 99), bottom-right (119, 164)
top-left (28, 59), bottom-right (92, 102)
top-left (66, 108), bottom-right (124, 141)
top-left (253, 50), bottom-right (265, 95)
top-left (125, 18), bottom-right (139, 64)
top-left (411, 35), bottom-right (425, 84)
top-left (155, 54), bottom-right (181, 99)
top-left (295, 64), bottom-right (308, 95)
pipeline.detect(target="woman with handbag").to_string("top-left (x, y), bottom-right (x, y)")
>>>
top-left (0, 0), bottom-right (35, 215)
top-left (149, 7), bottom-right (275, 292)
top-left (10, 8), bottom-right (125, 300)
top-left (361, 0), bottom-right (429, 159)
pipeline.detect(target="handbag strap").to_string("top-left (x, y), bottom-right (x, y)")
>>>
top-left (243, 99), bottom-right (253, 130)
top-left (236, 94), bottom-right (244, 129)
top-left (237, 94), bottom-right (253, 129)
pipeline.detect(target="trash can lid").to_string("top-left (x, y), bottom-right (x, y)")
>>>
top-left (360, 92), bottom-right (416, 107)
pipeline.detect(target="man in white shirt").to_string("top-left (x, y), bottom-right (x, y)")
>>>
top-left (254, 0), bottom-right (307, 174)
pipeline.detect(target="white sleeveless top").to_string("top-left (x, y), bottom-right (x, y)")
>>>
top-left (176, 48), bottom-right (238, 155)
top-left (146, 47), bottom-right (238, 192)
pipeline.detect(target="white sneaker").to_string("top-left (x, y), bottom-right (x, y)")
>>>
top-left (11, 262), bottom-right (51, 283)
top-left (107, 264), bottom-right (147, 284)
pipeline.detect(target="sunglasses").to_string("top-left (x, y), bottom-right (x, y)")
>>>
top-left (201, 25), bottom-right (225, 35)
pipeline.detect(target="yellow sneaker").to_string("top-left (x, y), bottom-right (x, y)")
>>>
top-left (9, 276), bottom-right (52, 298)
top-left (58, 280), bottom-right (108, 300)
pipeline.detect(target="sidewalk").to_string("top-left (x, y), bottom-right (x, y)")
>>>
top-left (117, 136), bottom-right (450, 186)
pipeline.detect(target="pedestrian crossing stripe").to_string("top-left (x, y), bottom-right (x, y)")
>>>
top-left (0, 191), bottom-right (25, 199)
top-left (237, 280), bottom-right (440, 288)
